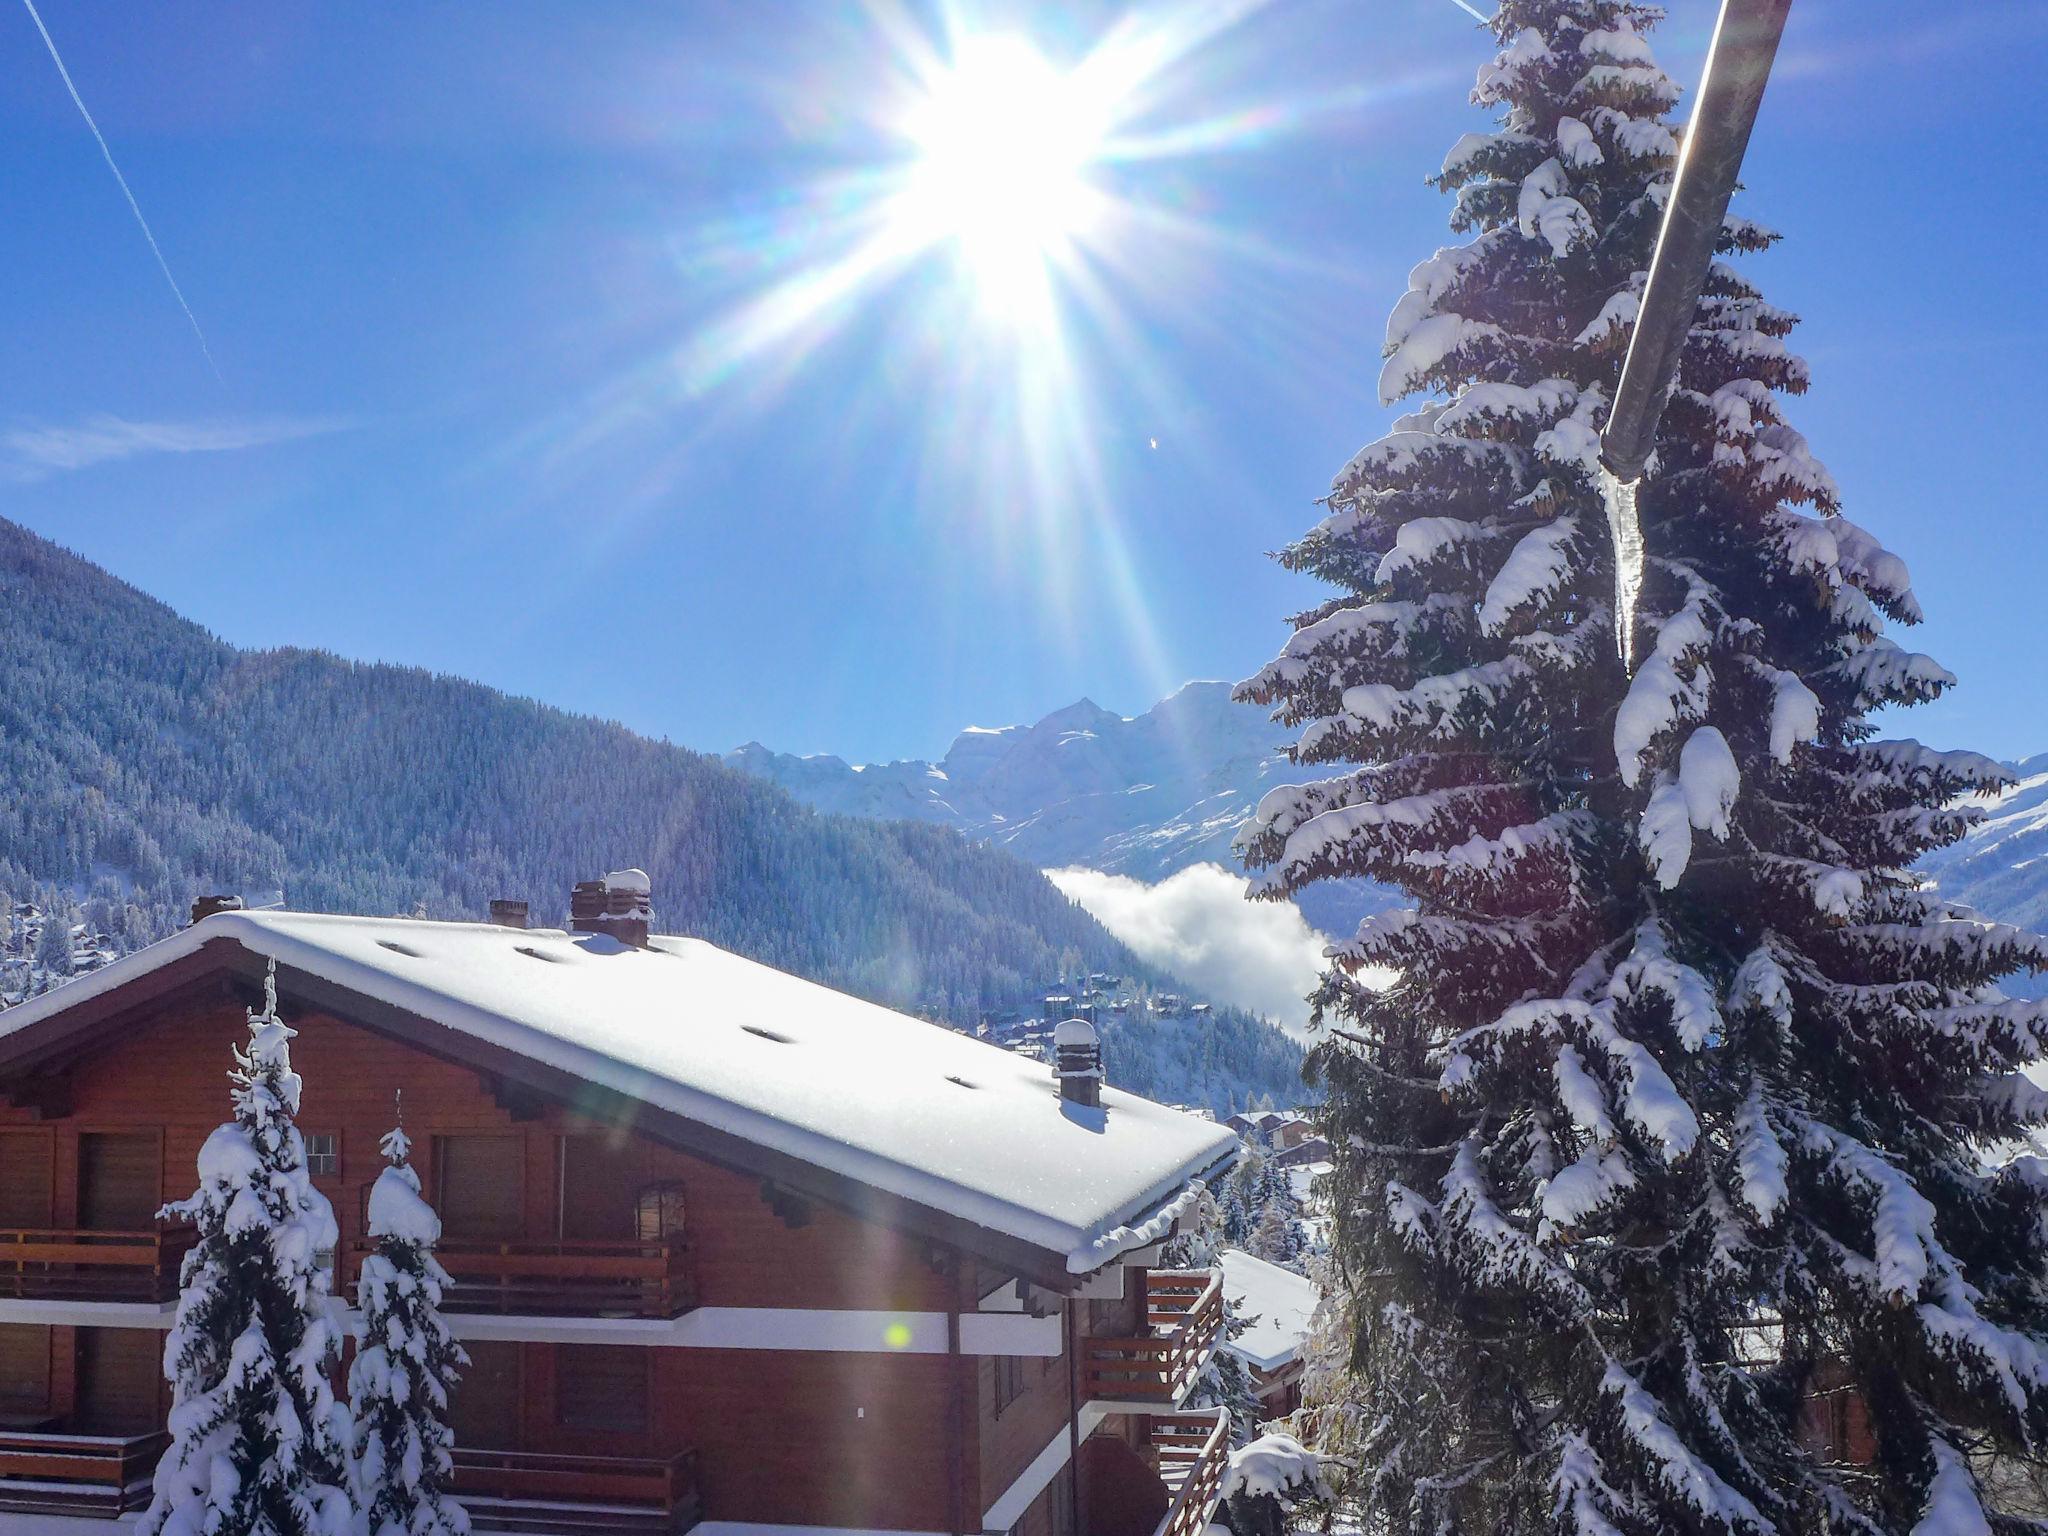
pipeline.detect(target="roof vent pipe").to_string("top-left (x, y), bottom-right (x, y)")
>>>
top-left (570, 868), bottom-right (652, 948)
top-left (1055, 1017), bottom-right (1103, 1109)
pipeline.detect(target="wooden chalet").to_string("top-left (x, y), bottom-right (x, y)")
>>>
top-left (1214, 1251), bottom-right (1317, 1424)
top-left (0, 878), bottom-right (1238, 1536)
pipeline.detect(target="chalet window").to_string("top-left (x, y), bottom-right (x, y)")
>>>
top-left (304, 1134), bottom-right (339, 1177)
top-left (555, 1345), bottom-right (649, 1434)
top-left (994, 1352), bottom-right (1027, 1417)
top-left (635, 1182), bottom-right (687, 1243)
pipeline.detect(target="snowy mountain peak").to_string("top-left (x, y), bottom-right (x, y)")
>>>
top-left (726, 681), bottom-right (1390, 938)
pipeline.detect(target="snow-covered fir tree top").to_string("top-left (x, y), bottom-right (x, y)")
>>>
top-left (366, 1157), bottom-right (440, 1245)
top-left (1218, 1247), bottom-right (1321, 1373)
top-left (0, 909), bottom-right (1237, 1271)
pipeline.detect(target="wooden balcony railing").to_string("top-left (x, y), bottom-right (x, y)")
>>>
top-left (455, 1446), bottom-right (701, 1532)
top-left (347, 1236), bottom-right (695, 1318)
top-left (0, 1428), bottom-right (168, 1516)
top-left (1083, 1268), bottom-right (1226, 1405)
top-left (0, 1226), bottom-right (196, 1303)
top-left (1148, 1408), bottom-right (1231, 1536)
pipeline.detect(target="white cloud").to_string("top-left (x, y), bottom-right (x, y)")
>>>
top-left (2, 413), bottom-right (348, 479)
top-left (1049, 862), bottom-right (1332, 1040)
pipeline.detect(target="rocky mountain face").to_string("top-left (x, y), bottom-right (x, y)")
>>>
top-left (729, 682), bottom-right (1396, 938)
top-left (730, 684), bottom-right (1282, 874)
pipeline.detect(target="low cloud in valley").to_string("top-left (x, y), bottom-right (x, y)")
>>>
top-left (1048, 862), bottom-right (1331, 1039)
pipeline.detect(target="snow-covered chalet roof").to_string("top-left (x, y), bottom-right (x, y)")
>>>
top-left (0, 911), bottom-right (1237, 1275)
top-left (1218, 1248), bottom-right (1320, 1373)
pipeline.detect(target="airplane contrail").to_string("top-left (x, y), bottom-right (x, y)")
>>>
top-left (1448, 0), bottom-right (1492, 20)
top-left (19, 0), bottom-right (222, 383)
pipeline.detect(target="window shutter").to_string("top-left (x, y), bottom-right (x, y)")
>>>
top-left (0, 1133), bottom-right (53, 1228)
top-left (75, 1327), bottom-right (160, 1433)
top-left (433, 1135), bottom-right (523, 1239)
top-left (555, 1345), bottom-right (649, 1434)
top-left (0, 1324), bottom-right (51, 1412)
top-left (77, 1134), bottom-right (159, 1231)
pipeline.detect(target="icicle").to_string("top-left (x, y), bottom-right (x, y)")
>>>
top-left (1599, 467), bottom-right (1645, 670)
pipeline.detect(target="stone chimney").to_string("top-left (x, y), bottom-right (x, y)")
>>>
top-left (570, 869), bottom-right (652, 948)
top-left (191, 894), bottom-right (244, 926)
top-left (1054, 1017), bottom-right (1103, 1109)
top-left (489, 899), bottom-right (529, 930)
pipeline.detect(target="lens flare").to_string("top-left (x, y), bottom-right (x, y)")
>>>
top-left (895, 35), bottom-right (1108, 319)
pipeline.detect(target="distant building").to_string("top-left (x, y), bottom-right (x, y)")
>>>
top-left (1273, 1136), bottom-right (1330, 1168)
top-left (1218, 1249), bottom-right (1320, 1421)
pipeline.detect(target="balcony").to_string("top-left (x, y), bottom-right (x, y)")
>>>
top-left (347, 1236), bottom-right (695, 1319)
top-left (0, 1428), bottom-right (167, 1517)
top-left (1149, 1409), bottom-right (1231, 1536)
top-left (1083, 1268), bottom-right (1225, 1405)
top-left (455, 1446), bottom-right (701, 1534)
top-left (0, 1227), bottom-right (197, 1304)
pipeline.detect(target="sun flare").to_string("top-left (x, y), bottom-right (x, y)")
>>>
top-left (895, 36), bottom-right (1109, 316)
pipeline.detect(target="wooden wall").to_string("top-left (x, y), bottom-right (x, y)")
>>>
top-left (0, 990), bottom-right (998, 1529)
top-left (1, 997), bottom-right (964, 1308)
top-left (974, 1264), bottom-right (1148, 1532)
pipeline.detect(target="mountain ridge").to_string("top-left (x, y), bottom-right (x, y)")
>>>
top-left (731, 683), bottom-right (2048, 966)
top-left (728, 679), bottom-right (1396, 937)
top-left (0, 515), bottom-right (1304, 1111)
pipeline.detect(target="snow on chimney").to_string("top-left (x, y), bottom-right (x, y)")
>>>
top-left (190, 894), bottom-right (244, 926)
top-left (1055, 1017), bottom-right (1103, 1109)
top-left (489, 899), bottom-right (529, 930)
top-left (570, 869), bottom-right (652, 948)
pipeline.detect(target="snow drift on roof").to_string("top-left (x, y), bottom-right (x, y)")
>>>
top-left (1, 912), bottom-right (1237, 1271)
top-left (1218, 1247), bottom-right (1320, 1372)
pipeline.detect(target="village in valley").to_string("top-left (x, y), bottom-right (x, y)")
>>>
top-left (4, 2), bottom-right (2045, 1536)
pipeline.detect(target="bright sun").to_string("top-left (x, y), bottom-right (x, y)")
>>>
top-left (897, 36), bottom-right (1109, 316)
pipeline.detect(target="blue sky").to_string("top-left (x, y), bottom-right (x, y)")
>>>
top-left (5, 0), bottom-right (2044, 765)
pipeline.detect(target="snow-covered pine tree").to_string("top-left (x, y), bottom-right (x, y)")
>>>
top-left (1236, 4), bottom-right (2048, 1531)
top-left (144, 961), bottom-right (356, 1536)
top-left (349, 1120), bottom-right (469, 1536)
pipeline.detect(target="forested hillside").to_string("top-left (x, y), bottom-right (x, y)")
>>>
top-left (0, 517), bottom-right (1302, 1107)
